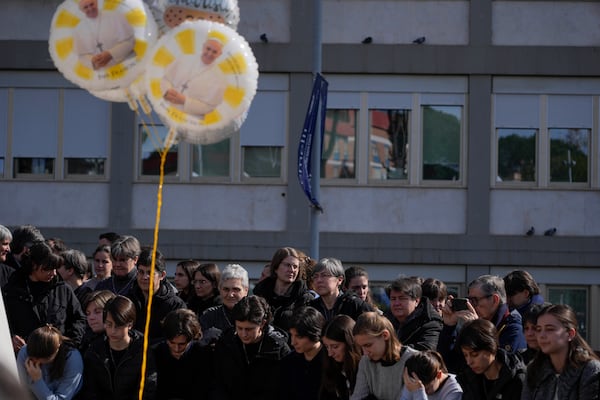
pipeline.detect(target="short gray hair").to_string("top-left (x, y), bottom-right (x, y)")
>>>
top-left (313, 257), bottom-right (345, 279)
top-left (220, 264), bottom-right (248, 288)
top-left (0, 225), bottom-right (12, 242)
top-left (468, 275), bottom-right (506, 304)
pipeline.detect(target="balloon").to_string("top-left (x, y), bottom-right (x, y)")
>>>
top-left (49, 0), bottom-right (158, 92)
top-left (145, 20), bottom-right (258, 145)
top-left (145, 0), bottom-right (240, 33)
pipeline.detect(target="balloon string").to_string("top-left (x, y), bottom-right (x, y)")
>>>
top-left (138, 127), bottom-right (176, 400)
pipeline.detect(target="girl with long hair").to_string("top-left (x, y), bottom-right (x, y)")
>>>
top-left (173, 259), bottom-right (200, 306)
top-left (522, 304), bottom-right (600, 400)
top-left (351, 312), bottom-right (418, 400)
top-left (191, 263), bottom-right (222, 317)
top-left (17, 325), bottom-right (83, 400)
top-left (320, 315), bottom-right (362, 400)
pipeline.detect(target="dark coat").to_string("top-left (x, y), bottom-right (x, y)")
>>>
top-left (189, 294), bottom-right (222, 319)
top-left (309, 291), bottom-right (373, 322)
top-left (458, 348), bottom-right (526, 400)
top-left (253, 277), bottom-right (314, 331)
top-left (126, 280), bottom-right (187, 343)
top-left (214, 325), bottom-right (291, 400)
top-left (199, 305), bottom-right (234, 346)
top-left (0, 262), bottom-right (15, 289)
top-left (3, 268), bottom-right (86, 346)
top-left (153, 340), bottom-right (215, 400)
top-left (82, 330), bottom-right (156, 400)
top-left (279, 346), bottom-right (328, 400)
top-left (386, 297), bottom-right (443, 351)
top-left (522, 355), bottom-right (600, 400)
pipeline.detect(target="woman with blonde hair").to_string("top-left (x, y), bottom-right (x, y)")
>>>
top-left (351, 312), bottom-right (417, 400)
top-left (522, 304), bottom-right (600, 400)
top-left (17, 325), bottom-right (83, 400)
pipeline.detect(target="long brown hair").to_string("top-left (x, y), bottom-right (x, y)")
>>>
top-left (353, 312), bottom-right (401, 363)
top-left (321, 315), bottom-right (361, 397)
top-left (27, 325), bottom-right (74, 381)
top-left (527, 304), bottom-right (599, 386)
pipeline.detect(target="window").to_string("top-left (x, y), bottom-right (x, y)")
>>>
top-left (243, 146), bottom-right (281, 178)
top-left (547, 286), bottom-right (588, 340)
top-left (497, 128), bottom-right (537, 182)
top-left (322, 109), bottom-right (357, 179)
top-left (549, 128), bottom-right (589, 184)
top-left (13, 158), bottom-right (54, 178)
top-left (369, 109), bottom-right (409, 180)
top-left (422, 105), bottom-right (462, 181)
top-left (192, 140), bottom-right (230, 178)
top-left (139, 124), bottom-right (178, 177)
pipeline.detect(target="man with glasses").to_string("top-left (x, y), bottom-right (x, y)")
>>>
top-left (437, 274), bottom-right (526, 373)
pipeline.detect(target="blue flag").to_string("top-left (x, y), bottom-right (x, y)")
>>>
top-left (297, 73), bottom-right (328, 211)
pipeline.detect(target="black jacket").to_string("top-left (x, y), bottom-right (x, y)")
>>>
top-left (457, 348), bottom-right (526, 400)
top-left (385, 297), bottom-right (443, 351)
top-left (279, 346), bottom-right (328, 400)
top-left (126, 280), bottom-right (187, 343)
top-left (3, 268), bottom-right (86, 346)
top-left (214, 325), bottom-right (291, 400)
top-left (82, 330), bottom-right (156, 400)
top-left (253, 277), bottom-right (314, 331)
top-left (190, 294), bottom-right (222, 319)
top-left (153, 340), bottom-right (215, 400)
top-left (309, 291), bottom-right (373, 322)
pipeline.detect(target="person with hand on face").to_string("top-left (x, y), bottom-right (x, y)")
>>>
top-left (199, 264), bottom-right (249, 345)
top-left (17, 325), bottom-right (83, 400)
top-left (421, 278), bottom-right (448, 317)
top-left (215, 295), bottom-right (290, 400)
top-left (4, 241), bottom-right (87, 352)
top-left (190, 263), bottom-right (222, 318)
top-left (126, 246), bottom-right (186, 343)
top-left (437, 274), bottom-right (526, 373)
top-left (400, 350), bottom-right (462, 400)
top-left (351, 311), bottom-right (418, 400)
top-left (308, 258), bottom-right (372, 323)
top-left (320, 315), bottom-right (362, 400)
top-left (384, 276), bottom-right (443, 351)
top-left (153, 309), bottom-right (215, 400)
top-left (522, 304), bottom-right (600, 400)
top-left (456, 319), bottom-right (525, 400)
top-left (95, 235), bottom-right (140, 295)
top-left (253, 247), bottom-right (314, 331)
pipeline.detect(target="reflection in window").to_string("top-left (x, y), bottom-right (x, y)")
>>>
top-left (323, 109), bottom-right (357, 179)
top-left (13, 158), bottom-right (54, 177)
top-left (243, 146), bottom-right (281, 178)
top-left (422, 106), bottom-right (461, 181)
top-left (549, 128), bottom-right (589, 183)
top-left (140, 125), bottom-right (178, 176)
top-left (369, 109), bottom-right (409, 180)
top-left (192, 139), bottom-right (230, 177)
top-left (548, 286), bottom-right (588, 340)
top-left (497, 128), bottom-right (536, 182)
top-left (65, 158), bottom-right (106, 176)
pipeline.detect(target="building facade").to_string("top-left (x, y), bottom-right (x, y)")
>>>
top-left (1, 0), bottom-right (599, 345)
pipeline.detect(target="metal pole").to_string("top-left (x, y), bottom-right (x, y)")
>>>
top-left (310, 0), bottom-right (322, 260)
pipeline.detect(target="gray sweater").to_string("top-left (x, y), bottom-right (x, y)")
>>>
top-left (351, 346), bottom-right (418, 400)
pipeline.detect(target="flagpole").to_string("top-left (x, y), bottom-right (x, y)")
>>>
top-left (310, 0), bottom-right (322, 260)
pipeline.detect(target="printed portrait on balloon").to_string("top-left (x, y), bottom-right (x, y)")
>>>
top-left (160, 31), bottom-right (227, 117)
top-left (75, 0), bottom-right (136, 71)
top-left (146, 20), bottom-right (258, 144)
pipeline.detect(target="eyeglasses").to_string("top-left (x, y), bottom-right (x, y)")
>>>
top-left (312, 272), bottom-right (335, 280)
top-left (466, 294), bottom-right (493, 306)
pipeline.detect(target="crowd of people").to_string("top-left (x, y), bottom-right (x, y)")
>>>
top-left (1, 223), bottom-right (599, 399)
